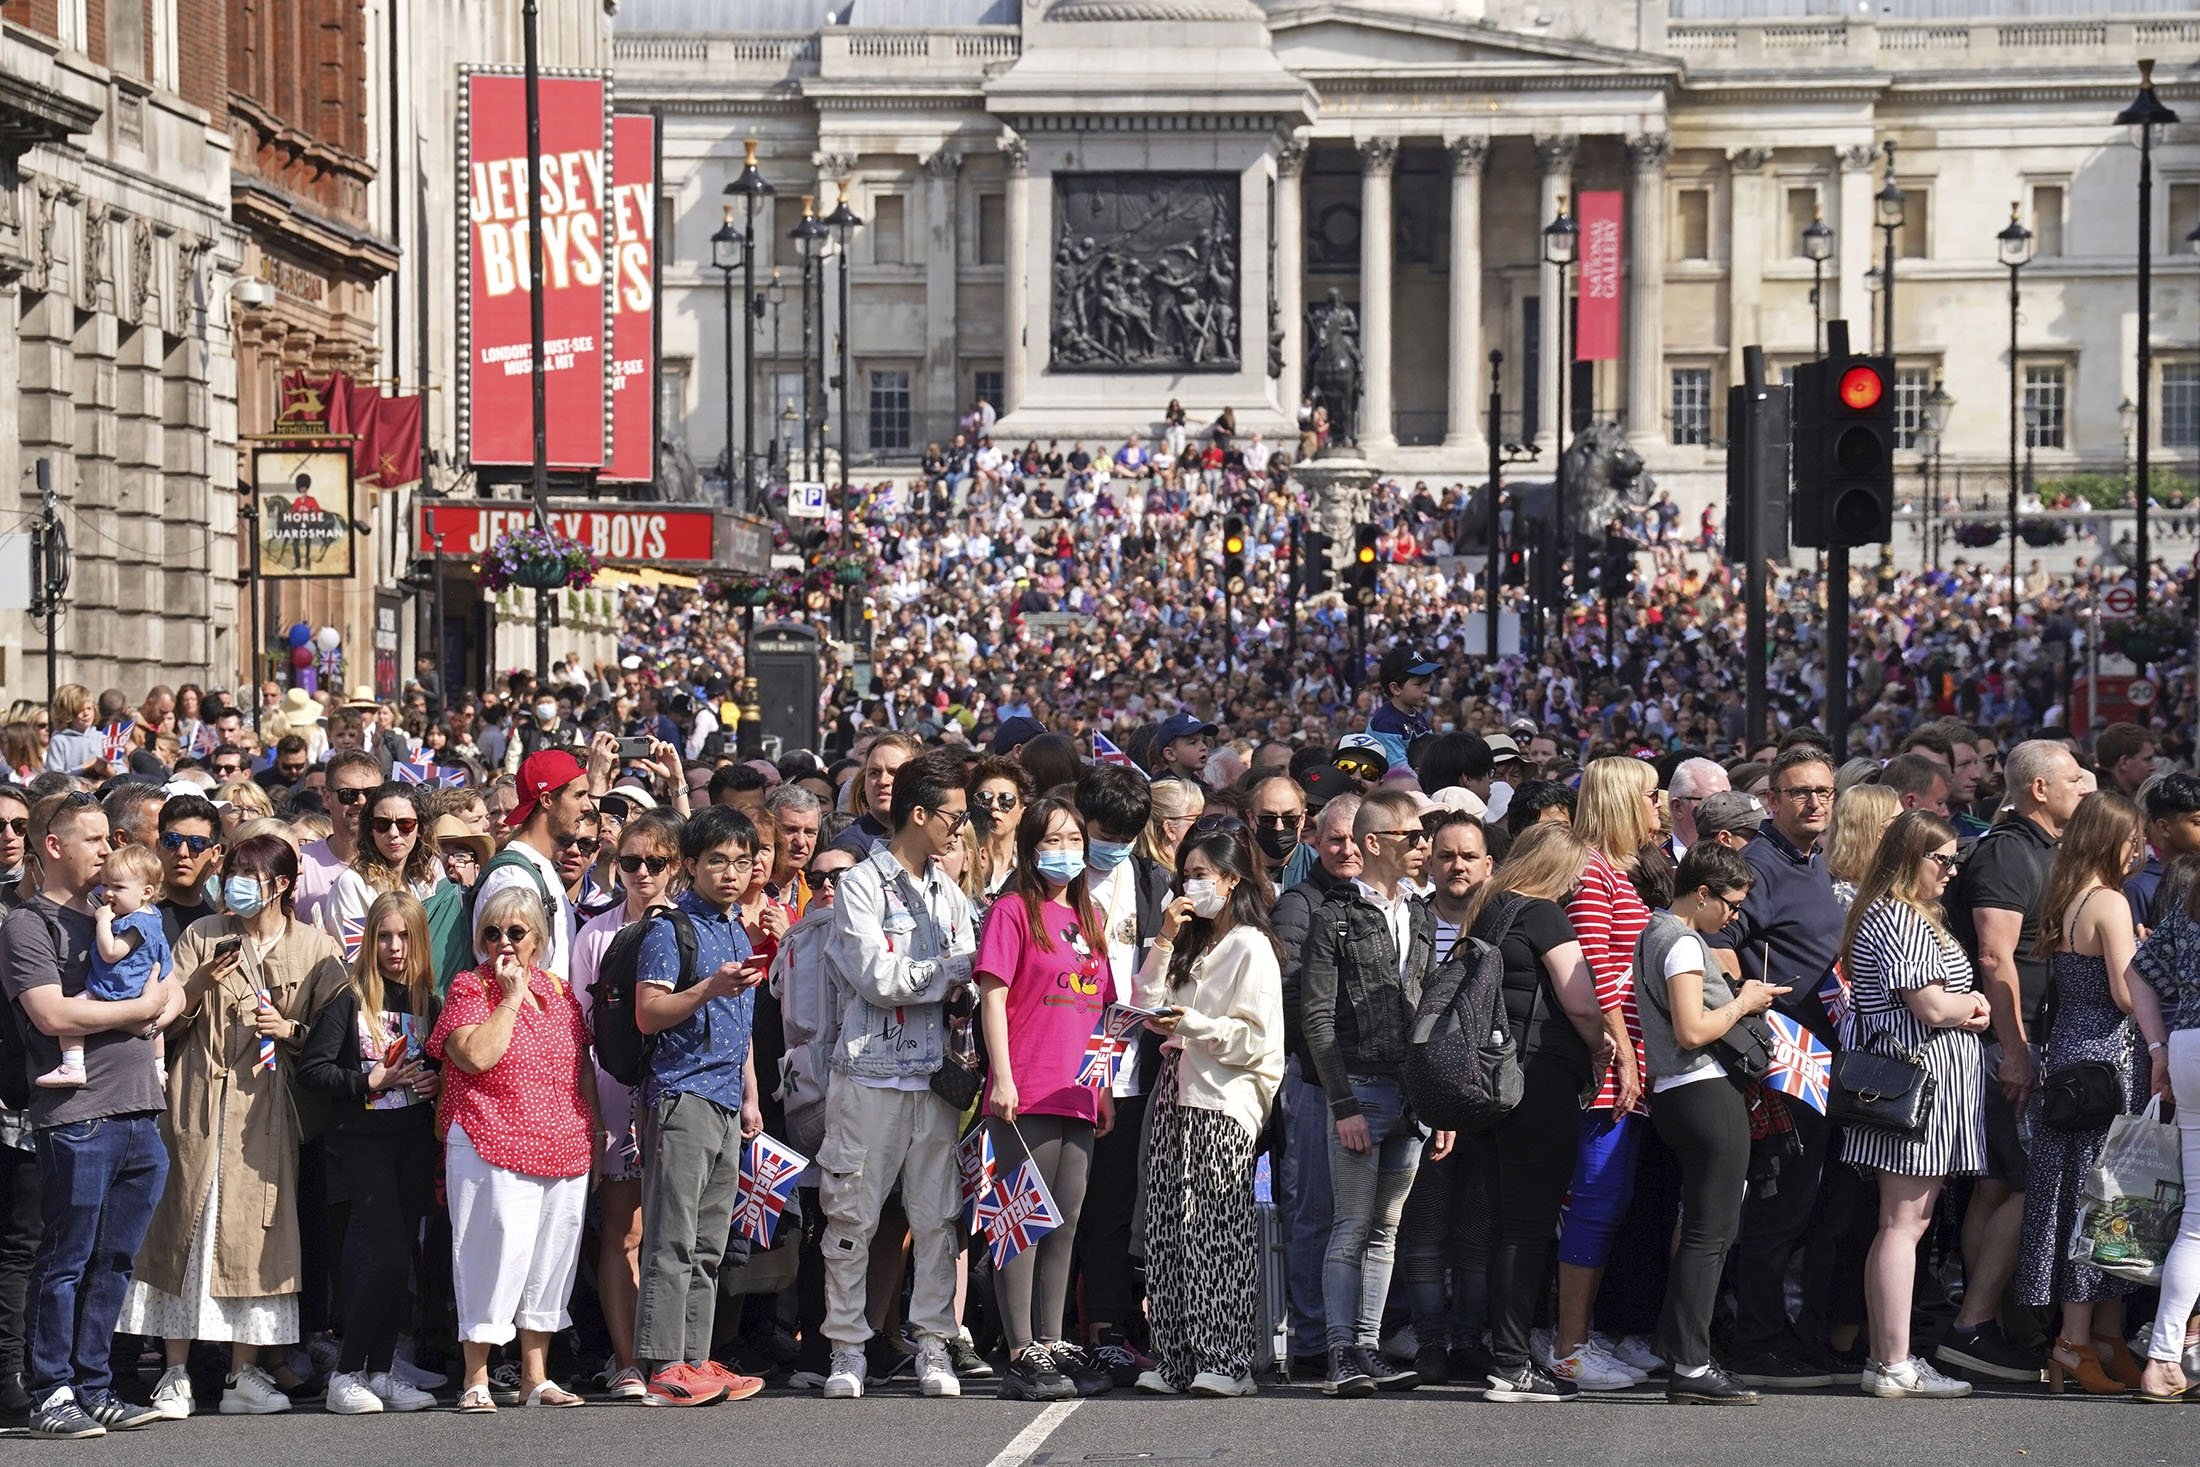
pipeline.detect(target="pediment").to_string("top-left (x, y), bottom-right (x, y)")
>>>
top-left (1267, 4), bottom-right (1678, 79)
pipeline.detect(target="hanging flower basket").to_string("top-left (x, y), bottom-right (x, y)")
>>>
top-left (713, 572), bottom-right (781, 609)
top-left (2107, 613), bottom-right (2189, 667)
top-left (1952, 521), bottom-right (2001, 549)
top-left (824, 551), bottom-right (874, 587)
top-left (2018, 517), bottom-right (2069, 548)
top-left (479, 525), bottom-right (598, 593)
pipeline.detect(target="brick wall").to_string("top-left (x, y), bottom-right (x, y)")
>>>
top-left (177, 0), bottom-right (225, 118)
top-left (18, 0), bottom-right (60, 43)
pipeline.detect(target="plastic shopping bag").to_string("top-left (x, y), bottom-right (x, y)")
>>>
top-left (2069, 1096), bottom-right (2186, 1285)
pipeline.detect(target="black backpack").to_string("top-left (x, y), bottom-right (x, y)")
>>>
top-left (1401, 895), bottom-right (1529, 1132)
top-left (589, 905), bottom-right (698, 1088)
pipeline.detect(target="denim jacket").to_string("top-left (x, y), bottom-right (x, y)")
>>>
top-left (824, 846), bottom-right (977, 1080)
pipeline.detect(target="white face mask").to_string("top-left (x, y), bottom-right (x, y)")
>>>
top-left (1184, 877), bottom-right (1228, 920)
top-left (534, 703), bottom-right (558, 725)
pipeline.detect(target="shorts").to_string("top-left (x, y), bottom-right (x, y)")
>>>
top-left (1979, 1041), bottom-right (2033, 1185)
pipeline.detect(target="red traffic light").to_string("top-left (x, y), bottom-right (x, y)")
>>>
top-left (1838, 365), bottom-right (1883, 411)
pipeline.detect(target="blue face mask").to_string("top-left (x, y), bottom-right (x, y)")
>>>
top-left (223, 876), bottom-right (268, 917)
top-left (1035, 849), bottom-right (1086, 885)
top-left (1086, 837), bottom-right (1133, 876)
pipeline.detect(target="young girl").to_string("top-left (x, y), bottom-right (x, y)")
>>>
top-left (977, 796), bottom-right (1115, 1401)
top-left (39, 842), bottom-right (171, 1088)
top-left (294, 891), bottom-right (442, 1413)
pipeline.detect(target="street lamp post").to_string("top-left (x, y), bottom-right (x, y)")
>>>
top-left (823, 183), bottom-right (863, 552)
top-left (1863, 265), bottom-right (1884, 353)
top-left (709, 205), bottom-right (747, 509)
top-left (725, 140), bottom-right (775, 513)
top-left (1997, 201), bottom-right (2034, 627)
top-left (1875, 141), bottom-right (1904, 368)
top-left (1801, 207), bottom-right (1834, 360)
top-left (2118, 58), bottom-right (2179, 617)
top-left (789, 197), bottom-right (826, 482)
top-left (2121, 394), bottom-right (2139, 493)
top-left (767, 269), bottom-right (786, 480)
top-left (1922, 378), bottom-right (1953, 572)
top-left (1543, 197), bottom-right (1578, 609)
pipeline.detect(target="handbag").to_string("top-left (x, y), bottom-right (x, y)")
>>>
top-left (2039, 1060), bottom-right (2125, 1132)
top-left (1827, 1043), bottom-right (1937, 1137)
top-left (929, 982), bottom-right (986, 1112)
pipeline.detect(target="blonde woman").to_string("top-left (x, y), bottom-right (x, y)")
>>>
top-left (1826, 785), bottom-right (1901, 908)
top-left (217, 778), bottom-right (276, 838)
top-left (326, 784), bottom-right (441, 964)
top-left (295, 891), bottom-right (442, 1413)
top-left (1548, 755), bottom-right (1660, 1390)
top-left (1136, 776), bottom-right (1205, 872)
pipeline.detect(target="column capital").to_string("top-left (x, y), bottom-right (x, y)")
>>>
top-left (1277, 134), bottom-right (1310, 178)
top-left (814, 151), bottom-right (858, 181)
top-left (1625, 133), bottom-right (1672, 173)
top-left (1533, 133), bottom-right (1577, 173)
top-left (1445, 135), bottom-right (1488, 178)
top-left (924, 148), bottom-right (966, 180)
top-left (998, 136), bottom-right (1027, 175)
top-left (1727, 145), bottom-right (1773, 173)
top-left (1357, 135), bottom-right (1398, 178)
top-left (1838, 143), bottom-right (1878, 173)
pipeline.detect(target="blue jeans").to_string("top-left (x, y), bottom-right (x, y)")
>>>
top-left (1276, 1059), bottom-right (1333, 1357)
top-left (27, 1113), bottom-right (168, 1400)
top-left (1322, 1077), bottom-right (1423, 1351)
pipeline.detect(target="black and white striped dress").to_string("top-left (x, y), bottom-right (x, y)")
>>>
top-left (1839, 897), bottom-right (1987, 1179)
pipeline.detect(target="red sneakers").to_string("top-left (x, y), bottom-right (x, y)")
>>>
top-left (698, 1361), bottom-right (766, 1401)
top-left (644, 1363), bottom-right (728, 1407)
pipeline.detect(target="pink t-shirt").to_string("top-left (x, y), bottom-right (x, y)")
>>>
top-left (974, 894), bottom-right (1108, 1124)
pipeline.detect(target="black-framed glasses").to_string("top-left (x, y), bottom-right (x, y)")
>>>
top-left (484, 925), bottom-right (532, 946)
top-left (699, 851), bottom-right (755, 874)
top-left (439, 844), bottom-right (480, 865)
top-left (1773, 786), bottom-right (1835, 806)
top-left (559, 836), bottom-right (602, 858)
top-left (923, 807), bottom-right (971, 836)
top-left (1926, 852), bottom-right (1960, 873)
top-left (1707, 889), bottom-right (1747, 917)
top-left (333, 787), bottom-right (373, 806)
top-left (369, 816), bottom-right (419, 837)
top-left (1252, 812), bottom-right (1304, 830)
top-left (617, 853), bottom-right (670, 875)
top-left (59, 790), bottom-right (97, 809)
top-left (1369, 828), bottom-right (1432, 847)
top-left (1191, 812), bottom-right (1244, 837)
top-left (160, 831), bottom-right (215, 855)
top-left (806, 867), bottom-right (845, 890)
top-left (0, 818), bottom-right (28, 838)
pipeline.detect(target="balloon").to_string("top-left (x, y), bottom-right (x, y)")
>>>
top-left (314, 625), bottom-right (341, 654)
top-left (287, 623), bottom-right (311, 648)
top-left (290, 646), bottom-right (313, 669)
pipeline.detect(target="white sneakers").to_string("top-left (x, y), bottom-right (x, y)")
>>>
top-left (916, 1337), bottom-right (961, 1398)
top-left (1600, 1333), bottom-right (1665, 1375)
top-left (390, 1337), bottom-right (447, 1391)
top-left (1540, 1336), bottom-right (1645, 1392)
top-left (324, 1372), bottom-right (383, 1415)
top-left (1863, 1356), bottom-right (1972, 1398)
top-left (1133, 1370), bottom-right (1182, 1395)
top-left (218, 1363), bottom-right (292, 1415)
top-left (371, 1372), bottom-right (437, 1411)
top-left (149, 1365), bottom-right (194, 1420)
top-left (1189, 1370), bottom-right (1257, 1397)
top-left (822, 1347), bottom-right (867, 1399)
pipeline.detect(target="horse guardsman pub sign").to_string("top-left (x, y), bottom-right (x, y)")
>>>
top-left (251, 377), bottom-right (356, 580)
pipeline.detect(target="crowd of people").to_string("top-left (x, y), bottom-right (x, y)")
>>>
top-left (6, 641), bottom-right (2200, 1438)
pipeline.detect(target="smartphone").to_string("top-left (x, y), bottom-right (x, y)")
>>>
top-left (213, 935), bottom-right (243, 960)
top-left (617, 735), bottom-right (655, 761)
top-left (382, 1036), bottom-right (408, 1068)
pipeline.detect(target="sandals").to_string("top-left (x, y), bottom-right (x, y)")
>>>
top-left (458, 1383), bottom-right (497, 1413)
top-left (522, 1380), bottom-right (584, 1408)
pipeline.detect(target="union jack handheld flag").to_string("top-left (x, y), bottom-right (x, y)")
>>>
top-left (731, 1133), bottom-right (809, 1247)
top-left (101, 720), bottom-right (134, 765)
top-left (1092, 732), bottom-right (1149, 780)
top-left (1075, 1004), bottom-right (1153, 1090)
top-left (1815, 964), bottom-right (1852, 1041)
top-left (392, 759), bottom-right (466, 789)
top-left (980, 1159), bottom-right (1063, 1269)
top-left (336, 911), bottom-right (366, 964)
top-left (1763, 1011), bottom-right (1832, 1115)
top-left (957, 1125), bottom-right (998, 1230)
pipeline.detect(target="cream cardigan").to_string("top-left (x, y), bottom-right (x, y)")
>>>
top-left (1133, 924), bottom-right (1285, 1140)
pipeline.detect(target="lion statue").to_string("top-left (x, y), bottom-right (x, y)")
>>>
top-left (1453, 420), bottom-right (1656, 552)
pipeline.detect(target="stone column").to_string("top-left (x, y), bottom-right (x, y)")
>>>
top-left (1357, 135), bottom-right (1397, 453)
top-left (999, 138), bottom-right (1028, 416)
top-left (1727, 146), bottom-right (1771, 389)
top-left (1837, 144), bottom-right (1876, 344)
top-left (1443, 136), bottom-right (1487, 452)
top-left (1534, 134), bottom-right (1576, 449)
top-left (922, 147), bottom-right (964, 430)
top-left (1625, 134), bottom-right (1670, 446)
top-left (1275, 135), bottom-right (1307, 413)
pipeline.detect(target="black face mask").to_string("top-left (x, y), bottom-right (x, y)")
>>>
top-left (1254, 826), bottom-right (1298, 862)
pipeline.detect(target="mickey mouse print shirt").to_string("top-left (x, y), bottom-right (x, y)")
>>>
top-left (975, 895), bottom-right (1109, 1124)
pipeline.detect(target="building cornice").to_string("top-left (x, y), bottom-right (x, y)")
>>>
top-left (231, 178), bottom-right (397, 283)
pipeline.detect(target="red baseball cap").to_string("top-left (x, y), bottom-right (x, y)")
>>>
top-left (509, 748), bottom-right (587, 828)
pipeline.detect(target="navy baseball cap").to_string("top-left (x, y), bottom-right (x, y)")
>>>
top-left (1378, 644), bottom-right (1441, 687)
top-left (990, 715), bottom-right (1047, 756)
top-left (1155, 711), bottom-right (1219, 748)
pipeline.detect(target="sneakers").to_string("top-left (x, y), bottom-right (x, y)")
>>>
top-left (1666, 1364), bottom-right (1760, 1405)
top-left (1543, 1340), bottom-right (1640, 1392)
top-left (699, 1360), bottom-right (766, 1402)
top-left (1603, 1333), bottom-right (1666, 1376)
top-left (1379, 1324), bottom-right (1419, 1364)
top-left (1322, 1345), bottom-right (1374, 1398)
top-left (1133, 1369), bottom-right (1182, 1395)
top-left (1001, 1343), bottom-right (1076, 1402)
top-left (1, 1369), bottom-right (33, 1419)
top-left (1864, 1355), bottom-right (1973, 1399)
top-left (915, 1337), bottom-right (961, 1398)
top-left (368, 1372), bottom-right (437, 1412)
top-left (1932, 1321), bottom-right (2042, 1383)
top-left (391, 1337), bottom-right (447, 1391)
top-left (1048, 1340), bottom-right (1114, 1397)
top-left (323, 1372), bottom-right (384, 1415)
top-left (606, 1365), bottom-right (649, 1401)
top-left (645, 1362), bottom-right (728, 1407)
top-left (1090, 1328), bottom-right (1151, 1388)
top-left (786, 1368), bottom-right (830, 1391)
top-left (950, 1331), bottom-right (995, 1381)
top-left (1412, 1343), bottom-right (1451, 1386)
top-left (1189, 1370), bottom-right (1257, 1397)
top-left (306, 1335), bottom-right (342, 1380)
top-left (821, 1347), bottom-right (867, 1400)
top-left (83, 1392), bottom-right (163, 1430)
top-left (488, 1359), bottom-right (523, 1405)
top-left (29, 1387), bottom-right (105, 1439)
top-left (149, 1364), bottom-right (194, 1420)
top-left (220, 1363), bottom-right (293, 1414)
top-left (1726, 1349), bottom-right (1835, 1390)
top-left (34, 1060), bottom-right (86, 1088)
top-left (1484, 1362), bottom-right (1579, 1403)
top-left (1357, 1346), bottom-right (1420, 1392)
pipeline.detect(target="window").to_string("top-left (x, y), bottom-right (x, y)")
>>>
top-left (110, 0), bottom-right (144, 78)
top-left (973, 369), bottom-right (1003, 414)
top-left (872, 195), bottom-right (905, 265)
top-left (657, 192), bottom-right (678, 267)
top-left (2023, 365), bottom-right (2066, 450)
top-left (868, 370), bottom-right (911, 451)
top-left (1676, 188), bottom-right (1710, 262)
top-left (1891, 367), bottom-right (1932, 451)
top-left (977, 193), bottom-right (1005, 267)
top-left (1895, 185), bottom-right (1930, 260)
top-left (2029, 184), bottom-right (2064, 260)
top-left (56, 0), bottom-right (86, 50)
top-left (1785, 187), bottom-right (1821, 258)
top-left (2169, 184), bottom-right (2200, 259)
top-left (2165, 362), bottom-right (2200, 450)
top-left (658, 361), bottom-right (689, 443)
top-left (1670, 367), bottom-right (1713, 446)
top-left (154, 0), bottom-right (181, 89)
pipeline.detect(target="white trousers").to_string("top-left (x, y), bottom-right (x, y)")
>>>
top-left (2149, 1031), bottom-right (2200, 1363)
top-left (446, 1122), bottom-right (587, 1345)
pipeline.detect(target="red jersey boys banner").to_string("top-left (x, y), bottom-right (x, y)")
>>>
top-left (605, 112), bottom-right (657, 484)
top-left (459, 70), bottom-right (610, 469)
top-left (1575, 190), bottom-right (1624, 363)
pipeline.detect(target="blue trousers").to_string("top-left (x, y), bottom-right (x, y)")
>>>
top-left (1321, 1077), bottom-right (1423, 1351)
top-left (1276, 1060), bottom-right (1333, 1358)
top-left (27, 1113), bottom-right (168, 1401)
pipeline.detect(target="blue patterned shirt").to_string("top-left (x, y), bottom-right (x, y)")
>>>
top-left (2134, 902), bottom-right (2200, 1036)
top-left (637, 891), bottom-right (755, 1112)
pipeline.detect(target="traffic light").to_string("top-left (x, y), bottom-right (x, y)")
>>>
top-left (1503, 545), bottom-right (1525, 588)
top-left (1299, 529), bottom-right (1334, 595)
top-left (1349, 524), bottom-right (1379, 606)
top-left (1222, 515), bottom-right (1247, 595)
top-left (1599, 532), bottom-right (1633, 600)
top-left (1792, 339), bottom-right (1894, 549)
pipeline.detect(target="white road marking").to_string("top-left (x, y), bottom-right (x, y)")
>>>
top-left (982, 1399), bottom-right (1081, 1467)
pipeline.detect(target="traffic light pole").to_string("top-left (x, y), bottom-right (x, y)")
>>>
top-left (1286, 514), bottom-right (1300, 658)
top-left (1486, 349), bottom-right (1503, 665)
top-left (1827, 543), bottom-right (1849, 758)
top-left (1223, 586), bottom-right (1234, 680)
top-left (1737, 346), bottom-right (1770, 752)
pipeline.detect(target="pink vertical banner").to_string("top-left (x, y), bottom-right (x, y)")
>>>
top-left (1575, 190), bottom-right (1624, 362)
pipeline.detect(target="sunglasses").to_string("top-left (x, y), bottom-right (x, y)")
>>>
top-left (972, 791), bottom-right (1022, 811)
top-left (369, 816), bottom-right (418, 837)
top-left (159, 831), bottom-right (215, 855)
top-left (806, 867), bottom-right (844, 889)
top-left (333, 787), bottom-right (373, 806)
top-left (0, 818), bottom-right (29, 838)
top-left (1190, 813), bottom-right (1244, 836)
top-left (484, 925), bottom-right (532, 946)
top-left (557, 835), bottom-right (602, 857)
top-left (617, 853), bottom-right (670, 875)
top-left (923, 807), bottom-right (971, 836)
top-left (1926, 852), bottom-right (1960, 873)
top-left (1252, 812), bottom-right (1303, 830)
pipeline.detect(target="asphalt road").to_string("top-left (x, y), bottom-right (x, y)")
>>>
top-left (7, 1375), bottom-right (2190, 1467)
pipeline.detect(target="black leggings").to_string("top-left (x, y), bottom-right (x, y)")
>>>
top-left (1649, 1078), bottom-right (1750, 1370)
top-left (1474, 1054), bottom-right (1584, 1371)
top-left (332, 1118), bottom-right (437, 1375)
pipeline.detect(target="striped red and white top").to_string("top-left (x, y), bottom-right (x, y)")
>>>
top-left (1569, 847), bottom-right (1653, 1115)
